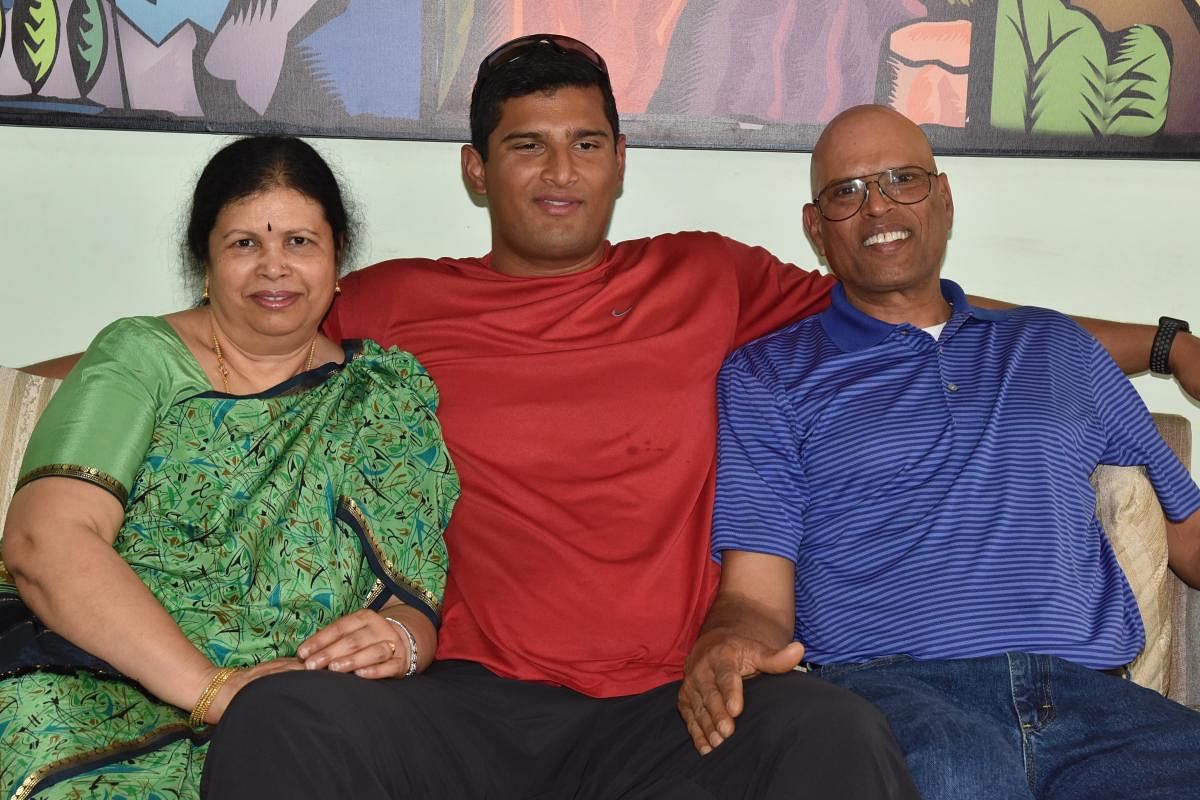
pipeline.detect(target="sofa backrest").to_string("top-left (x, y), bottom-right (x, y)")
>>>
top-left (0, 366), bottom-right (63, 533)
top-left (0, 361), bottom-right (1196, 701)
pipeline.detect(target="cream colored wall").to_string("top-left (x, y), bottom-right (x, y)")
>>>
top-left (1, 124), bottom-right (1196, 470)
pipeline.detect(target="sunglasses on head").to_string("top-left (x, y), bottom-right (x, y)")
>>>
top-left (477, 33), bottom-right (608, 81)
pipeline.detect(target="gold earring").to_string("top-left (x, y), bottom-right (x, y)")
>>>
top-left (202, 278), bottom-right (209, 302)
top-left (334, 282), bottom-right (342, 296)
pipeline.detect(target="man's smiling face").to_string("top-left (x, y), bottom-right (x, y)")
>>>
top-left (462, 84), bottom-right (626, 277)
top-left (802, 105), bottom-right (954, 306)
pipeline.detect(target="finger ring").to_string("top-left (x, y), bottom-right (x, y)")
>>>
top-left (387, 639), bottom-right (397, 655)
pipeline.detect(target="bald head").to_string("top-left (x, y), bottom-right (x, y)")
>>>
top-left (800, 104), bottom-right (954, 326)
top-left (810, 105), bottom-right (937, 198)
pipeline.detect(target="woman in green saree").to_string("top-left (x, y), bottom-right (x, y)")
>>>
top-left (0, 136), bottom-right (459, 799)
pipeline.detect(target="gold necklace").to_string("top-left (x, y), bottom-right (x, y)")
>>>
top-left (209, 314), bottom-right (317, 393)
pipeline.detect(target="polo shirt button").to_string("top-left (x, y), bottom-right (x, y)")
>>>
top-left (947, 383), bottom-right (959, 392)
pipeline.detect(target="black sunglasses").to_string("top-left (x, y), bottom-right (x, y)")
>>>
top-left (477, 34), bottom-right (608, 81)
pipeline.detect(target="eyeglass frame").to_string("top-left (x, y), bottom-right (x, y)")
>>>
top-left (812, 165), bottom-right (941, 222)
top-left (477, 34), bottom-right (609, 83)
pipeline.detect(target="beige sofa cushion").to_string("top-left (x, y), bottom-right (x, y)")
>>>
top-left (1093, 463), bottom-right (1171, 694)
top-left (1090, 413), bottom-right (1192, 698)
top-left (0, 366), bottom-right (63, 534)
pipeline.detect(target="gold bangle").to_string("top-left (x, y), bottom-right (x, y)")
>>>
top-left (189, 666), bottom-right (240, 728)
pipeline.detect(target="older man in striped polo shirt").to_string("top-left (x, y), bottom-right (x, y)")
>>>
top-left (678, 104), bottom-right (1200, 800)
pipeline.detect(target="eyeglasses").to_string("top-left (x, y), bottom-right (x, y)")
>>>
top-left (477, 34), bottom-right (609, 82)
top-left (814, 166), bottom-right (939, 222)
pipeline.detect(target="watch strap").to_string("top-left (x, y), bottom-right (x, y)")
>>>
top-left (1150, 316), bottom-right (1190, 375)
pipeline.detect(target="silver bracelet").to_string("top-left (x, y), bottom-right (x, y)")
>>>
top-left (383, 615), bottom-right (419, 678)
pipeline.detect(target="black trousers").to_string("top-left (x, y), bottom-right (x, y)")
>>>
top-left (201, 660), bottom-right (919, 799)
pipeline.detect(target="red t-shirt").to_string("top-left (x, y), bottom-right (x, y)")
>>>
top-left (324, 231), bottom-right (834, 696)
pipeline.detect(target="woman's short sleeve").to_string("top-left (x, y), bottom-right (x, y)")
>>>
top-left (17, 318), bottom-right (185, 506)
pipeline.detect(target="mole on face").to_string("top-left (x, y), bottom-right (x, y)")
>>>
top-left (267, 221), bottom-right (273, 232)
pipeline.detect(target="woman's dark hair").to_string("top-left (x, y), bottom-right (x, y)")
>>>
top-left (184, 136), bottom-right (355, 292)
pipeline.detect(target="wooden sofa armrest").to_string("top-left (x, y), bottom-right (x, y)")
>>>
top-left (1153, 414), bottom-right (1192, 471)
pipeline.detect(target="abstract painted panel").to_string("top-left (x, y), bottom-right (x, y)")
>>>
top-left (0, 0), bottom-right (1197, 156)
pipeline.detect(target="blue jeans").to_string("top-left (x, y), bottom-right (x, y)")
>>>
top-left (816, 653), bottom-right (1200, 800)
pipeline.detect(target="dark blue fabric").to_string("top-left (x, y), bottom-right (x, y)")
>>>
top-left (818, 653), bottom-right (1200, 800)
top-left (0, 593), bottom-right (118, 673)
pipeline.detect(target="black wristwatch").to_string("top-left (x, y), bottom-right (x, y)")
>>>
top-left (1149, 316), bottom-right (1190, 375)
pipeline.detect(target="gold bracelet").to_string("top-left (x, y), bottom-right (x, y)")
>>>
top-left (189, 666), bottom-right (240, 728)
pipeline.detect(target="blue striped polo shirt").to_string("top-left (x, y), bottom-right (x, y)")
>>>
top-left (712, 280), bottom-right (1200, 668)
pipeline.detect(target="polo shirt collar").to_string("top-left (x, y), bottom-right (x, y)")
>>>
top-left (820, 278), bottom-right (999, 352)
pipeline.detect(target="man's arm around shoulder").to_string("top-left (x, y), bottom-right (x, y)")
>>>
top-left (678, 551), bottom-right (804, 755)
top-left (1070, 315), bottom-right (1200, 401)
top-left (969, 296), bottom-right (1200, 401)
top-left (21, 353), bottom-right (81, 379)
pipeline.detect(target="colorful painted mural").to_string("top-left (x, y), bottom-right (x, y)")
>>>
top-left (1, 0), bottom-right (1197, 156)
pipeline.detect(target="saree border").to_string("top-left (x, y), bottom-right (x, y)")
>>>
top-left (14, 464), bottom-right (127, 506)
top-left (2, 663), bottom-right (204, 800)
top-left (363, 578), bottom-right (386, 609)
top-left (8, 719), bottom-right (201, 800)
top-left (337, 496), bottom-right (442, 628)
top-left (190, 339), bottom-right (366, 401)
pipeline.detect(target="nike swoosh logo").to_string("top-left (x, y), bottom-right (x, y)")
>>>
top-left (611, 306), bottom-right (633, 317)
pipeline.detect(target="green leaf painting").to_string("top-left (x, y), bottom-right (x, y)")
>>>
top-left (67, 0), bottom-right (107, 97)
top-left (13, 0), bottom-right (60, 94)
top-left (1098, 25), bottom-right (1170, 138)
top-left (991, 0), bottom-right (1170, 138)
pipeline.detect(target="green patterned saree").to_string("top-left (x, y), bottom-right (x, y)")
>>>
top-left (0, 317), bottom-right (458, 800)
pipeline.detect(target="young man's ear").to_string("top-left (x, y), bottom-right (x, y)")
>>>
top-left (461, 145), bottom-right (487, 195)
